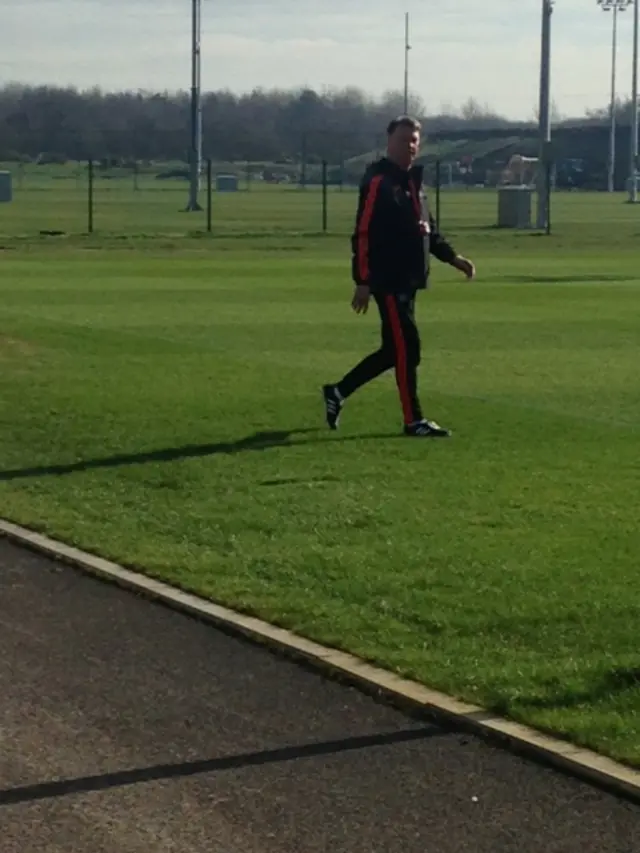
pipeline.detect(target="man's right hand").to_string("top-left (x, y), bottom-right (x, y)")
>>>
top-left (351, 284), bottom-right (370, 314)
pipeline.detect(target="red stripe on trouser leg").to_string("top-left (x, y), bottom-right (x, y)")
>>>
top-left (385, 295), bottom-right (413, 425)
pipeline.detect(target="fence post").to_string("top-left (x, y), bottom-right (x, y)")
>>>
top-left (322, 160), bottom-right (328, 232)
top-left (300, 132), bottom-right (307, 189)
top-left (545, 159), bottom-right (552, 236)
top-left (435, 159), bottom-right (441, 231)
top-left (207, 159), bottom-right (213, 233)
top-left (87, 159), bottom-right (94, 234)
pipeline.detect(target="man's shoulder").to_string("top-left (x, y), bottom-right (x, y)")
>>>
top-left (360, 159), bottom-right (424, 183)
top-left (360, 158), bottom-right (390, 187)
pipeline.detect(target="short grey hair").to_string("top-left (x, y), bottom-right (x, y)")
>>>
top-left (387, 115), bottom-right (421, 135)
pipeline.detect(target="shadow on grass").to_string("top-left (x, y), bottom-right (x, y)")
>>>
top-left (0, 725), bottom-right (443, 806)
top-left (258, 476), bottom-right (342, 487)
top-left (495, 668), bottom-right (640, 716)
top-left (0, 428), bottom-right (401, 482)
top-left (508, 273), bottom-right (636, 285)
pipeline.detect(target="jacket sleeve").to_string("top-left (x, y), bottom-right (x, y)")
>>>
top-left (428, 214), bottom-right (458, 264)
top-left (351, 174), bottom-right (385, 286)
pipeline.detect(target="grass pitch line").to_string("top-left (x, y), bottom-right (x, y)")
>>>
top-left (2, 516), bottom-right (639, 805)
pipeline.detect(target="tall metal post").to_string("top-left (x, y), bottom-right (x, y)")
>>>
top-left (186, 0), bottom-right (203, 211)
top-left (629, 0), bottom-right (639, 201)
top-left (609, 3), bottom-right (619, 192)
top-left (404, 13), bottom-right (410, 114)
top-left (536, 0), bottom-right (553, 230)
top-left (598, 1), bottom-right (632, 193)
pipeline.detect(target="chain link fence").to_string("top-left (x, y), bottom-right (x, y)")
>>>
top-left (0, 158), bottom-right (359, 237)
top-left (0, 150), bottom-right (617, 240)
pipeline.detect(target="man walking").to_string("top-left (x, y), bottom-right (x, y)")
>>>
top-left (323, 116), bottom-right (476, 437)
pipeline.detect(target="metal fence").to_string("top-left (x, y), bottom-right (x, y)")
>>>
top-left (0, 155), bottom-right (607, 240)
top-left (0, 159), bottom-right (356, 237)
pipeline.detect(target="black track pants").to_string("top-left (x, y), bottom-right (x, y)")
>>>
top-left (336, 291), bottom-right (422, 425)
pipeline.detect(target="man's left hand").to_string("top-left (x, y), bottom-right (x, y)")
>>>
top-left (452, 255), bottom-right (476, 280)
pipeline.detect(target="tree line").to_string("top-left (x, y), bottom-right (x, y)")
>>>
top-left (0, 82), bottom-right (629, 166)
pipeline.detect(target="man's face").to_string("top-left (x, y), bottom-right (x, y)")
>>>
top-left (388, 125), bottom-right (420, 169)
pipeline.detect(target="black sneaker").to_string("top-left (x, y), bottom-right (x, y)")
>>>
top-left (404, 419), bottom-right (451, 438)
top-left (322, 385), bottom-right (343, 430)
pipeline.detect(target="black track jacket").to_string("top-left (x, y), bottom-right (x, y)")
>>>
top-left (350, 157), bottom-right (457, 293)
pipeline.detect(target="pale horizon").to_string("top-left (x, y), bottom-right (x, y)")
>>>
top-left (0, 0), bottom-right (636, 120)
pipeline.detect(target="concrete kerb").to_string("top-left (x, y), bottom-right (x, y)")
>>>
top-left (2, 516), bottom-right (640, 805)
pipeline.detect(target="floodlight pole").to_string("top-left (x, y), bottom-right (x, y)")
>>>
top-left (610, 3), bottom-right (618, 193)
top-left (536, 0), bottom-right (553, 230)
top-left (404, 12), bottom-right (411, 114)
top-left (629, 0), bottom-right (639, 201)
top-left (186, 0), bottom-right (203, 211)
top-left (598, 1), bottom-right (632, 193)
top-left (607, 1), bottom-right (620, 192)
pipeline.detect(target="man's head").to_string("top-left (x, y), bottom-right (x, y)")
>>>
top-left (386, 115), bottom-right (421, 170)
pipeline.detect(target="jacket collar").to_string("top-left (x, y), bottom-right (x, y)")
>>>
top-left (376, 157), bottom-right (423, 185)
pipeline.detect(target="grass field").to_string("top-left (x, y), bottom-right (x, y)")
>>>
top-left (1, 183), bottom-right (639, 768)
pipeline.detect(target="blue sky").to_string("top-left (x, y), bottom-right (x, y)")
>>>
top-left (0, 0), bottom-right (636, 119)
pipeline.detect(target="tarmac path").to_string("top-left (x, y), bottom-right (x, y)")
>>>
top-left (2, 538), bottom-right (639, 853)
